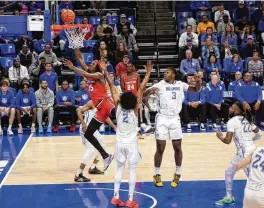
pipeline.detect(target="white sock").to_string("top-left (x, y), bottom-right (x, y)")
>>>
top-left (128, 163), bottom-right (137, 201)
top-left (8, 125), bottom-right (12, 130)
top-left (176, 166), bottom-right (181, 175)
top-left (90, 163), bottom-right (96, 169)
top-left (76, 169), bottom-right (83, 176)
top-left (114, 161), bottom-right (125, 199)
top-left (154, 167), bottom-right (160, 175)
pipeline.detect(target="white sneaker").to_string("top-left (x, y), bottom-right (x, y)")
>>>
top-left (0, 128), bottom-right (3, 135)
top-left (103, 154), bottom-right (114, 171)
top-left (99, 124), bottom-right (105, 132)
top-left (187, 123), bottom-right (191, 131)
top-left (31, 126), bottom-right (36, 133)
top-left (200, 123), bottom-right (206, 131)
top-left (212, 123), bottom-right (217, 129)
top-left (18, 126), bottom-right (23, 134)
top-left (7, 129), bottom-right (14, 136)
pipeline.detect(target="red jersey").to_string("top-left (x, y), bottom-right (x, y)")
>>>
top-left (87, 79), bottom-right (108, 106)
top-left (123, 73), bottom-right (138, 95)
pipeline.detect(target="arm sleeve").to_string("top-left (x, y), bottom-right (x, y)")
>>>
top-left (70, 91), bottom-right (75, 104)
top-left (235, 84), bottom-right (245, 102)
top-left (205, 87), bottom-right (214, 104)
top-left (193, 33), bottom-right (199, 46)
top-left (130, 24), bottom-right (137, 36)
top-left (200, 89), bottom-right (205, 104)
top-left (228, 83), bottom-right (232, 91)
top-left (257, 84), bottom-right (263, 101)
top-left (47, 91), bottom-right (54, 108)
top-left (180, 60), bottom-right (186, 75)
top-left (35, 92), bottom-right (42, 108)
top-left (183, 91), bottom-right (189, 105)
top-left (56, 92), bottom-right (62, 105)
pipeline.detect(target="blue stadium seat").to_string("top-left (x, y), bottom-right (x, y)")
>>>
top-left (75, 17), bottom-right (83, 24)
top-left (107, 16), bottom-right (119, 25)
top-left (177, 12), bottom-right (193, 23)
top-left (127, 16), bottom-right (135, 25)
top-left (0, 44), bottom-right (16, 57)
top-left (0, 57), bottom-right (13, 69)
top-left (196, 11), bottom-right (212, 23)
top-left (177, 22), bottom-right (187, 36)
top-left (82, 53), bottom-right (94, 64)
top-left (89, 16), bottom-right (101, 25)
top-left (83, 40), bottom-right (97, 48)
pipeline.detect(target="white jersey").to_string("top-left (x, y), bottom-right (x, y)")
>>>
top-left (116, 105), bottom-right (138, 144)
top-left (247, 147), bottom-right (264, 186)
top-left (151, 80), bottom-right (189, 116)
top-left (80, 108), bottom-right (97, 134)
top-left (227, 116), bottom-right (257, 156)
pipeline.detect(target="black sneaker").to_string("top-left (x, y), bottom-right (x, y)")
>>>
top-left (74, 173), bottom-right (91, 182)
top-left (89, 167), bottom-right (104, 175)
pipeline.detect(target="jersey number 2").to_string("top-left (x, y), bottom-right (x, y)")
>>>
top-left (252, 154), bottom-right (264, 172)
top-left (123, 111), bottom-right (128, 123)
top-left (172, 92), bottom-right (176, 99)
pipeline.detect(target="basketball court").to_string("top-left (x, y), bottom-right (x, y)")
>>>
top-left (0, 128), bottom-right (263, 208)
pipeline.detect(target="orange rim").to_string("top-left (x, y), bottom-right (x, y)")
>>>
top-left (51, 24), bottom-right (92, 34)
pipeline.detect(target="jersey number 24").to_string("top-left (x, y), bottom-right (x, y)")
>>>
top-left (252, 154), bottom-right (264, 172)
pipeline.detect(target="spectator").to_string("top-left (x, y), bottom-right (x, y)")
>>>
top-left (39, 63), bottom-right (58, 93)
top-left (197, 15), bottom-right (215, 35)
top-left (116, 23), bottom-right (139, 53)
top-left (19, 1), bottom-right (29, 15)
top-left (17, 45), bottom-right (35, 68)
top-left (14, 34), bottom-right (34, 53)
top-left (96, 16), bottom-right (113, 38)
top-left (190, 1), bottom-right (211, 11)
top-left (114, 14), bottom-right (137, 36)
top-left (220, 39), bottom-right (238, 59)
top-left (214, 4), bottom-right (231, 25)
top-left (240, 25), bottom-right (256, 45)
top-left (217, 15), bottom-right (234, 35)
top-left (15, 82), bottom-right (36, 134)
top-left (29, 1), bottom-right (41, 12)
top-left (95, 40), bottom-right (112, 61)
top-left (220, 24), bottom-right (238, 46)
top-left (13, 10), bottom-right (20, 15)
top-left (202, 38), bottom-right (220, 65)
top-left (90, 0), bottom-right (106, 9)
top-left (38, 44), bottom-right (62, 67)
top-left (201, 27), bottom-right (218, 46)
top-left (0, 79), bottom-right (15, 136)
top-left (8, 58), bottom-right (29, 87)
top-left (75, 80), bottom-right (90, 107)
top-left (29, 57), bottom-right (46, 90)
top-left (114, 41), bottom-right (129, 65)
top-left (240, 35), bottom-right (259, 59)
top-left (82, 17), bottom-right (94, 40)
top-left (58, 0), bottom-right (73, 12)
top-left (35, 80), bottom-right (54, 134)
top-left (120, 63), bottom-right (140, 95)
top-left (198, 70), bottom-right (207, 88)
top-left (235, 15), bottom-right (255, 34)
top-left (33, 33), bottom-right (49, 54)
top-left (179, 37), bottom-right (200, 61)
top-left (178, 25), bottom-right (199, 48)
top-left (115, 55), bottom-right (135, 78)
top-left (228, 71), bottom-right (243, 93)
top-left (53, 80), bottom-right (77, 133)
top-left (248, 52), bottom-right (263, 85)
top-left (182, 74), bottom-right (206, 131)
top-left (205, 54), bottom-right (222, 73)
top-left (93, 27), bottom-right (116, 55)
top-left (100, 54), bottom-right (114, 73)
top-left (180, 50), bottom-right (201, 76)
top-left (235, 72), bottom-right (264, 125)
top-left (205, 74), bottom-right (229, 129)
top-left (235, 1), bottom-right (249, 21)
top-left (226, 54), bottom-right (243, 74)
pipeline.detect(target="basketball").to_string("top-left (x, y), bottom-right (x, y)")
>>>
top-left (61, 9), bottom-right (75, 23)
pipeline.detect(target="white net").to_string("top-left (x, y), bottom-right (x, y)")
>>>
top-left (64, 25), bottom-right (91, 49)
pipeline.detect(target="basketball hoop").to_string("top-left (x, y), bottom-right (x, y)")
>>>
top-left (51, 24), bottom-right (92, 49)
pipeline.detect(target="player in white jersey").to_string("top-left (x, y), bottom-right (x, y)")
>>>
top-left (215, 101), bottom-right (262, 205)
top-left (143, 68), bottom-right (201, 188)
top-left (74, 101), bottom-right (116, 182)
top-left (236, 147), bottom-right (264, 208)
top-left (104, 61), bottom-right (152, 208)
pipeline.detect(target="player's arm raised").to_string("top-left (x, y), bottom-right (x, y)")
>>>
top-left (74, 48), bottom-right (89, 71)
top-left (76, 101), bottom-right (94, 126)
top-left (236, 153), bottom-right (253, 170)
top-left (136, 61), bottom-right (153, 109)
top-left (104, 70), bottom-right (120, 106)
top-left (64, 59), bottom-right (104, 80)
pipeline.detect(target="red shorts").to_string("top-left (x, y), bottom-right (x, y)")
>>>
top-left (94, 98), bottom-right (115, 123)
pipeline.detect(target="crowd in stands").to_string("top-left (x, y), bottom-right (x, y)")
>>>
top-left (1, 0), bottom-right (264, 135)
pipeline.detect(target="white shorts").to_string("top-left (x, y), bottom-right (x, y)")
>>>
top-left (115, 141), bottom-right (141, 165)
top-left (155, 114), bottom-right (183, 140)
top-left (243, 187), bottom-right (264, 208)
top-left (80, 130), bottom-right (104, 149)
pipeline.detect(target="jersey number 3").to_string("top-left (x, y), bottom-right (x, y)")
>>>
top-left (172, 92), bottom-right (176, 99)
top-left (252, 154), bottom-right (264, 172)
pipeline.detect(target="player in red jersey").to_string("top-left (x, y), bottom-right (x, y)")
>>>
top-left (120, 63), bottom-right (140, 95)
top-left (64, 49), bottom-right (115, 176)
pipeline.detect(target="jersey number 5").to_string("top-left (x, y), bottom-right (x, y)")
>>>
top-left (88, 85), bottom-right (94, 92)
top-left (252, 154), bottom-right (264, 172)
top-left (172, 92), bottom-right (176, 99)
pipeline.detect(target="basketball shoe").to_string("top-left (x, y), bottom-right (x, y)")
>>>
top-left (171, 174), bottom-right (181, 188)
top-left (111, 197), bottom-right (125, 207)
top-left (89, 167), bottom-right (104, 175)
top-left (153, 174), bottom-right (163, 187)
top-left (103, 154), bottom-right (114, 171)
top-left (125, 199), bottom-right (139, 208)
top-left (74, 173), bottom-right (91, 182)
top-left (215, 197), bottom-right (235, 206)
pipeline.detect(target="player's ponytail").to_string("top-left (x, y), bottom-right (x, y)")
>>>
top-left (244, 108), bottom-right (254, 124)
top-left (235, 101), bottom-right (254, 124)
